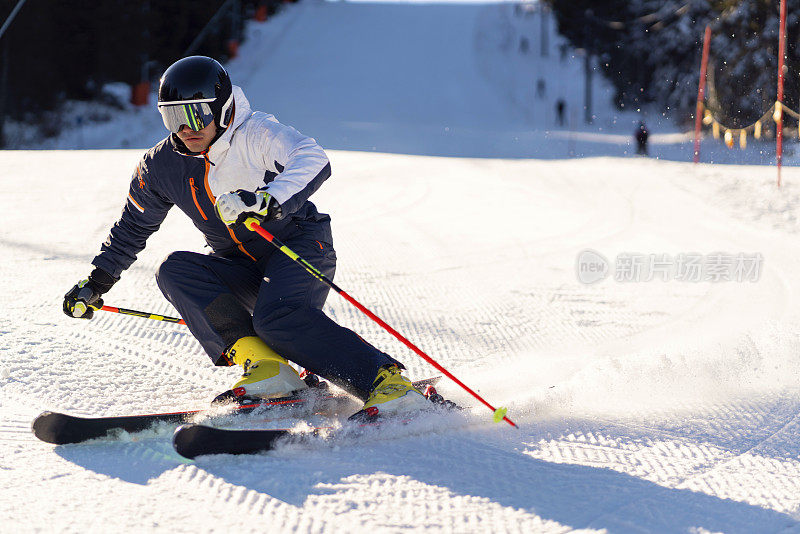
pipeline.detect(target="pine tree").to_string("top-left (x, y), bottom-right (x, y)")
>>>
top-left (549, 0), bottom-right (800, 127)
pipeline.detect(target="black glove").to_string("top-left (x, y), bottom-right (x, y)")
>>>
top-left (63, 268), bottom-right (117, 319)
top-left (214, 189), bottom-right (282, 227)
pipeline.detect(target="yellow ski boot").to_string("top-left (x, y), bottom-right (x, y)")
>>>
top-left (224, 336), bottom-right (307, 401)
top-left (360, 364), bottom-right (429, 417)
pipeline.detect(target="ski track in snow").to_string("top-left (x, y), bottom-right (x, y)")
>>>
top-left (3, 2), bottom-right (800, 533)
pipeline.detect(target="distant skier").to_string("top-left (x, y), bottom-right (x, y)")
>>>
top-left (556, 99), bottom-right (566, 126)
top-left (635, 121), bottom-right (649, 155)
top-left (62, 56), bottom-right (429, 415)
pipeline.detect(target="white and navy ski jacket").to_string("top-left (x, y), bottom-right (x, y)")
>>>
top-left (92, 85), bottom-right (332, 279)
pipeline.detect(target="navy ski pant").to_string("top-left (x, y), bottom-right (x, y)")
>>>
top-left (155, 231), bottom-right (399, 399)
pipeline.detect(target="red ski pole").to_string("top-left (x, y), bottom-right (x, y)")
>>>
top-left (243, 218), bottom-right (517, 428)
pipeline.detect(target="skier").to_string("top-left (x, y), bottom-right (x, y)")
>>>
top-left (62, 56), bottom-right (429, 416)
top-left (635, 121), bottom-right (649, 155)
top-left (555, 99), bottom-right (566, 127)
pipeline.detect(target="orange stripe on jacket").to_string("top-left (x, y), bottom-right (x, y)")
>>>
top-left (127, 194), bottom-right (145, 213)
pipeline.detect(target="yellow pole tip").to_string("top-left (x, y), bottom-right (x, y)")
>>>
top-left (492, 407), bottom-right (508, 423)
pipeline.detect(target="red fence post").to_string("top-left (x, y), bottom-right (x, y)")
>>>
top-left (693, 25), bottom-right (711, 164)
top-left (777, 0), bottom-right (787, 187)
top-left (226, 39), bottom-right (239, 58)
top-left (130, 81), bottom-right (150, 107)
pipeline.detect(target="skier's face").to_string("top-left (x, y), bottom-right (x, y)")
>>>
top-left (176, 121), bottom-right (217, 153)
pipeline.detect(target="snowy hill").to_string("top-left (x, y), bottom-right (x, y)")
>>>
top-left (3, 1), bottom-right (800, 532)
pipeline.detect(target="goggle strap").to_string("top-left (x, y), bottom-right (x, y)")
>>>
top-left (218, 94), bottom-right (234, 128)
top-left (157, 98), bottom-right (216, 105)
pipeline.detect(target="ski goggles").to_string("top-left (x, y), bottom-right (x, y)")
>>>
top-left (157, 100), bottom-right (215, 133)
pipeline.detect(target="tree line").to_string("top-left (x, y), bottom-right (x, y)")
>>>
top-left (0, 0), bottom-right (289, 143)
top-left (548, 0), bottom-right (800, 129)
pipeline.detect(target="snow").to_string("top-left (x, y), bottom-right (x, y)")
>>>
top-left (2, 1), bottom-right (800, 532)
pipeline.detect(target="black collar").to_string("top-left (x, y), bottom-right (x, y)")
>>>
top-left (169, 129), bottom-right (226, 157)
top-left (169, 134), bottom-right (199, 156)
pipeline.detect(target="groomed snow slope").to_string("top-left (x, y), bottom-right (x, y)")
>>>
top-left (3, 1), bottom-right (800, 532)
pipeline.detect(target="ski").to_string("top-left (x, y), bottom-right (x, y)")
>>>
top-left (173, 414), bottom-right (410, 459)
top-left (32, 394), bottom-right (320, 445)
top-left (32, 376), bottom-right (440, 445)
top-left (172, 386), bottom-right (460, 459)
top-left (172, 424), bottom-right (303, 459)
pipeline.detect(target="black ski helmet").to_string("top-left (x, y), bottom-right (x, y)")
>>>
top-left (157, 56), bottom-right (234, 132)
